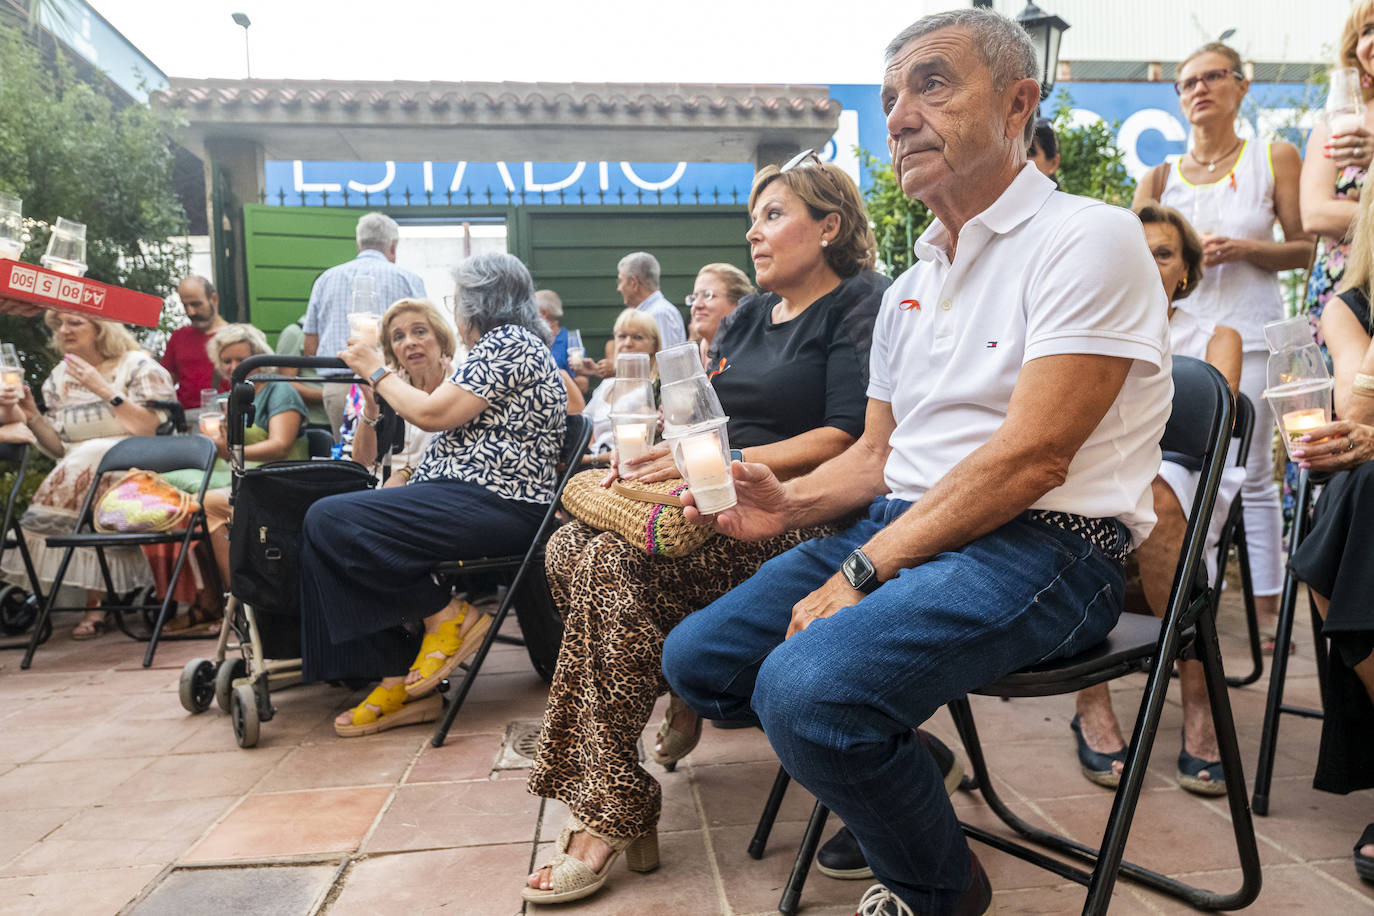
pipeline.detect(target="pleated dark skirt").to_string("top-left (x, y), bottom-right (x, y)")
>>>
top-left (298, 478), bottom-right (546, 682)
top-left (1288, 461), bottom-right (1374, 794)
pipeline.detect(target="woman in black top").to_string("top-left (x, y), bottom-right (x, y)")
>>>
top-left (1285, 188), bottom-right (1374, 881)
top-left (524, 155), bottom-right (889, 905)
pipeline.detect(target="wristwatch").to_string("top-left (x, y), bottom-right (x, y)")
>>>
top-left (108, 395), bottom-right (125, 408)
top-left (841, 548), bottom-right (881, 594)
top-left (368, 366), bottom-right (392, 386)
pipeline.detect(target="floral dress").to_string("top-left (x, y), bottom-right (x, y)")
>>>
top-left (1303, 166), bottom-right (1367, 350)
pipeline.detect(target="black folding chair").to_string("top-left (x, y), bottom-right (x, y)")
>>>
top-left (0, 443), bottom-right (48, 646)
top-left (1215, 393), bottom-right (1264, 688)
top-left (428, 413), bottom-right (592, 747)
top-left (1250, 467), bottom-right (1330, 816)
top-left (20, 433), bottom-right (219, 669)
top-left (749, 357), bottom-right (1260, 915)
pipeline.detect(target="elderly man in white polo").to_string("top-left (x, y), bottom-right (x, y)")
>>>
top-left (663, 8), bottom-right (1172, 915)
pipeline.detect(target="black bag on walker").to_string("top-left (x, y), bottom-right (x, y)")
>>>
top-left (229, 459), bottom-right (375, 637)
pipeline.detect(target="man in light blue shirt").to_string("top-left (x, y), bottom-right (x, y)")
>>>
top-left (304, 212), bottom-right (426, 440)
top-left (617, 251), bottom-right (686, 350)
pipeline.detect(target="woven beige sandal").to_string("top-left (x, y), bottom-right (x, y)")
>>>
top-left (651, 692), bottom-right (703, 771)
top-left (521, 816), bottom-right (659, 905)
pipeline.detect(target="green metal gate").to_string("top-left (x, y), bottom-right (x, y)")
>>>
top-left (241, 203), bottom-right (750, 354)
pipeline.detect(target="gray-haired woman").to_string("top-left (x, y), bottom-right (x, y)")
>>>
top-left (305, 252), bottom-right (567, 738)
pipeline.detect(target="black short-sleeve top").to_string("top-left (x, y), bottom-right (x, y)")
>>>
top-left (1337, 287), bottom-right (1372, 328)
top-left (707, 269), bottom-right (888, 450)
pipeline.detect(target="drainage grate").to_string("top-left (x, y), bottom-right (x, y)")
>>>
top-left (496, 719), bottom-right (646, 770)
top-left (496, 719), bottom-right (545, 769)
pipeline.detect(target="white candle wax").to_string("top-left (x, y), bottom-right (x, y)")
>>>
top-left (1282, 407), bottom-right (1326, 441)
top-left (615, 422), bottom-right (648, 463)
top-left (0, 239), bottom-right (22, 261)
top-left (1, 368), bottom-right (22, 387)
top-left (349, 313), bottom-right (380, 347)
top-left (1330, 111), bottom-right (1365, 135)
top-left (200, 414), bottom-right (222, 437)
top-left (680, 433), bottom-right (729, 487)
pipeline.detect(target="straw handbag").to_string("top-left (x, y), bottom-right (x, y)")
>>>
top-left (560, 469), bottom-right (715, 558)
top-left (93, 469), bottom-right (200, 534)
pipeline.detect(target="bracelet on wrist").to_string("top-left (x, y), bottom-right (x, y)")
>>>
top-left (1353, 372), bottom-right (1374, 395)
top-left (360, 412), bottom-right (380, 428)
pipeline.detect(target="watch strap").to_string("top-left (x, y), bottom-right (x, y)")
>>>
top-left (369, 366), bottom-right (391, 386)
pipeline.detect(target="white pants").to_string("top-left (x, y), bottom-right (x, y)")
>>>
top-left (1238, 349), bottom-right (1283, 596)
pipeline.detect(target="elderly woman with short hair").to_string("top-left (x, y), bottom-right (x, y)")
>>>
top-left (524, 156), bottom-right (887, 905)
top-left (303, 252), bottom-right (566, 738)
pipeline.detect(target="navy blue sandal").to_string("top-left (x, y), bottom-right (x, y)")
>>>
top-left (1176, 734), bottom-right (1226, 797)
top-left (1356, 824), bottom-right (1374, 883)
top-left (1070, 715), bottom-right (1127, 789)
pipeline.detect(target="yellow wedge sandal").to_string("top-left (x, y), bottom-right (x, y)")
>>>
top-left (404, 601), bottom-right (491, 699)
top-left (334, 683), bottom-right (442, 738)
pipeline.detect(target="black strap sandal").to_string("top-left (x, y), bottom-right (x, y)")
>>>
top-left (1356, 824), bottom-right (1374, 883)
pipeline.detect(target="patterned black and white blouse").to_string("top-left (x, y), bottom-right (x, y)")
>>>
top-left (409, 324), bottom-right (566, 503)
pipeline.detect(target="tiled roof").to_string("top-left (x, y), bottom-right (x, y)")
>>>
top-left (155, 79), bottom-right (839, 122)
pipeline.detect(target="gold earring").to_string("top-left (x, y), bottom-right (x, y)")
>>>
top-left (1179, 277), bottom-right (1188, 292)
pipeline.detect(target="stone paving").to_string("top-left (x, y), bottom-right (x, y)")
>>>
top-left (0, 583), bottom-right (1370, 916)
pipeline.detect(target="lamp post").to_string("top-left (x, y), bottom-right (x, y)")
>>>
top-left (1015, 2), bottom-right (1071, 101)
top-left (231, 12), bottom-right (252, 79)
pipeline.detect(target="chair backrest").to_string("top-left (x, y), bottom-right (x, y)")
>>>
top-left (1231, 392), bottom-right (1256, 468)
top-left (1161, 356), bottom-right (1235, 614)
top-left (306, 428), bottom-right (334, 459)
top-left (93, 434), bottom-right (219, 485)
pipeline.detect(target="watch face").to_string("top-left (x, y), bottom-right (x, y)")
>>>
top-left (843, 549), bottom-right (874, 590)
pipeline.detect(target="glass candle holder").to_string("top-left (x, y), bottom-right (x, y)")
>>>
top-left (0, 343), bottom-right (22, 389)
top-left (0, 194), bottom-right (22, 261)
top-left (1266, 380), bottom-right (1333, 460)
top-left (566, 329), bottom-right (586, 369)
top-left (41, 217), bottom-right (87, 275)
top-left (668, 418), bottom-right (737, 513)
top-left (348, 311), bottom-right (382, 349)
top-left (613, 411), bottom-right (658, 475)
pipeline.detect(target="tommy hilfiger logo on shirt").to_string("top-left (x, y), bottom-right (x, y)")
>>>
top-left (985, 341), bottom-right (999, 349)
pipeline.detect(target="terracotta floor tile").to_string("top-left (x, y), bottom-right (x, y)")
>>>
top-left (677, 720), bottom-right (776, 767)
top-left (2, 796), bottom-right (233, 875)
top-left (330, 843), bottom-right (533, 916)
top-left (1249, 778), bottom-right (1374, 863)
top-left (1140, 862), bottom-right (1371, 915)
top-left (709, 821), bottom-right (862, 915)
top-left (406, 733), bottom-right (504, 783)
top-left (0, 694), bottom-right (111, 730)
top-left (525, 829), bottom-right (716, 915)
top-left (253, 731), bottom-right (425, 793)
top-left (114, 747), bottom-right (291, 802)
top-left (1313, 860), bottom-right (1374, 905)
top-left (364, 779), bottom-right (540, 853)
top-left (991, 882), bottom-right (1156, 914)
top-left (0, 756), bottom-right (155, 810)
top-left (35, 713), bottom-right (219, 762)
top-left (431, 699), bottom-right (527, 738)
top-left (130, 863), bottom-right (337, 916)
top-left (184, 785), bottom-right (392, 861)
top-left (693, 761), bottom-right (816, 829)
top-left (0, 808), bottom-right (75, 870)
top-left (0, 726), bottom-right (78, 764)
top-left (0, 864), bottom-right (162, 916)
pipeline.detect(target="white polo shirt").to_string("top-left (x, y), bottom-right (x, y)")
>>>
top-left (869, 164), bottom-right (1172, 547)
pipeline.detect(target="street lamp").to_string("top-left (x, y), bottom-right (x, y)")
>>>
top-left (231, 12), bottom-right (252, 79)
top-left (1015, 2), bottom-right (1071, 101)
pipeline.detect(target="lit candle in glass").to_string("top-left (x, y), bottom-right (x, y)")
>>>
top-left (349, 312), bottom-right (381, 348)
top-left (1282, 407), bottom-right (1326, 443)
top-left (680, 433), bottom-right (730, 488)
top-left (614, 421), bottom-right (650, 473)
top-left (199, 412), bottom-right (222, 437)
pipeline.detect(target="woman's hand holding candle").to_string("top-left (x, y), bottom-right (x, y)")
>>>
top-left (1290, 418), bottom-right (1373, 471)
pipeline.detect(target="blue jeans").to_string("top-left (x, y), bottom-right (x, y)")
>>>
top-left (662, 497), bottom-right (1126, 914)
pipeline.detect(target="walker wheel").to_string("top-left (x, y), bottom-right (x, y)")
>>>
top-left (216, 657), bottom-right (247, 713)
top-left (0, 584), bottom-right (36, 635)
top-left (179, 658), bottom-right (216, 714)
top-left (231, 684), bottom-right (260, 748)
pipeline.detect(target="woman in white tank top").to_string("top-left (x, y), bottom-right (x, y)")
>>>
top-left (1133, 41), bottom-right (1310, 650)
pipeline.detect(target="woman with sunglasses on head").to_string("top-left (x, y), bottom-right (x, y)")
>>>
top-left (1134, 41), bottom-right (1310, 659)
top-left (1300, 3), bottom-right (1374, 344)
top-left (523, 151), bottom-right (888, 905)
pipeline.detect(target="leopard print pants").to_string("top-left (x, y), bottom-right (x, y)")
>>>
top-left (527, 519), bottom-right (828, 840)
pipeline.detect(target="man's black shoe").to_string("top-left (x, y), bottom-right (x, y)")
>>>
top-left (818, 729), bottom-right (964, 880)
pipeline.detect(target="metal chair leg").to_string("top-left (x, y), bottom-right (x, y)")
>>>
top-left (1224, 514), bottom-right (1264, 688)
top-left (778, 801), bottom-right (829, 916)
top-left (748, 766), bottom-right (791, 859)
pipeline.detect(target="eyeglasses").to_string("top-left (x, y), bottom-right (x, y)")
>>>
top-left (685, 290), bottom-right (718, 307)
top-left (1174, 68), bottom-right (1242, 96)
top-left (780, 148), bottom-right (823, 172)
